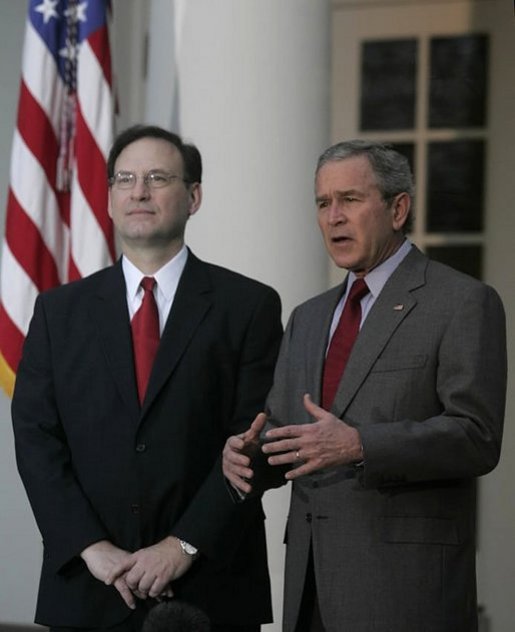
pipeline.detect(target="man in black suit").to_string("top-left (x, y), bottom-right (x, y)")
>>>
top-left (12, 125), bottom-right (283, 632)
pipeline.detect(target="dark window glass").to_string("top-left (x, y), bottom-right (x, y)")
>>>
top-left (360, 39), bottom-right (417, 131)
top-left (390, 142), bottom-right (415, 174)
top-left (426, 140), bottom-right (485, 232)
top-left (429, 34), bottom-right (489, 128)
top-left (426, 245), bottom-right (482, 280)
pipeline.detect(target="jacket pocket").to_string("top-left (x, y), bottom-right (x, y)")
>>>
top-left (371, 353), bottom-right (427, 373)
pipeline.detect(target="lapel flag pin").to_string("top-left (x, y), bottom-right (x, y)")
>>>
top-left (393, 304), bottom-right (404, 311)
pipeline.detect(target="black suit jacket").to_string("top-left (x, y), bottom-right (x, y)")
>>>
top-left (12, 250), bottom-right (283, 628)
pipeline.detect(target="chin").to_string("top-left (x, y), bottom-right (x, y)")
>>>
top-left (330, 253), bottom-right (353, 270)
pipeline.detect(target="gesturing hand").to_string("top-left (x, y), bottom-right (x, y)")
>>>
top-left (262, 394), bottom-right (363, 480)
top-left (222, 412), bottom-right (268, 495)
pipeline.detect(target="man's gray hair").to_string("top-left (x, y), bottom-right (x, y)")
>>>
top-left (316, 140), bottom-right (415, 232)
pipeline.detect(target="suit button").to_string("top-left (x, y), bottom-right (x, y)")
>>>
top-left (306, 513), bottom-right (312, 523)
top-left (136, 444), bottom-right (146, 452)
top-left (131, 504), bottom-right (140, 514)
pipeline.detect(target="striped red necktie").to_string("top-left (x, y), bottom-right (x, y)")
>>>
top-left (131, 277), bottom-right (160, 404)
top-left (322, 278), bottom-right (369, 409)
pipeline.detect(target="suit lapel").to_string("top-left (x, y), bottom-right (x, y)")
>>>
top-left (331, 247), bottom-right (428, 417)
top-left (89, 262), bottom-right (140, 417)
top-left (142, 252), bottom-right (212, 412)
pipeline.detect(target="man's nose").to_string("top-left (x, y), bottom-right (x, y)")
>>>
top-left (327, 202), bottom-right (345, 224)
top-left (130, 177), bottom-right (151, 199)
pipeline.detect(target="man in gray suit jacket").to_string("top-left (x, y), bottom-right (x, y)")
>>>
top-left (223, 140), bottom-right (507, 632)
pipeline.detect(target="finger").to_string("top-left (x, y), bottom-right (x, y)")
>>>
top-left (262, 437), bottom-right (298, 455)
top-left (138, 573), bottom-right (158, 597)
top-left (226, 472), bottom-right (253, 495)
top-left (114, 578), bottom-right (136, 609)
top-left (226, 435), bottom-right (245, 451)
top-left (105, 559), bottom-right (134, 586)
top-left (125, 566), bottom-right (145, 592)
top-left (223, 444), bottom-right (251, 467)
top-left (303, 393), bottom-right (326, 418)
top-left (222, 454), bottom-right (254, 480)
top-left (267, 449), bottom-right (299, 466)
top-left (248, 412), bottom-right (268, 437)
top-left (161, 585), bottom-right (174, 598)
top-left (148, 576), bottom-right (168, 599)
top-left (285, 461), bottom-right (317, 480)
top-left (264, 424), bottom-right (300, 441)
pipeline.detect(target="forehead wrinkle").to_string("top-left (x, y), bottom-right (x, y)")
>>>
top-left (316, 187), bottom-right (365, 201)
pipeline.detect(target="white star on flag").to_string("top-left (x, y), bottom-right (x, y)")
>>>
top-left (65, 1), bottom-right (89, 23)
top-left (59, 37), bottom-right (80, 62)
top-left (34, 0), bottom-right (59, 23)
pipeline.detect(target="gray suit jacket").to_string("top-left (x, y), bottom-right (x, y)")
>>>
top-left (266, 247), bottom-right (506, 632)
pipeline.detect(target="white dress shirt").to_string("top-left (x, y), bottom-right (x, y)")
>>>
top-left (328, 239), bottom-right (413, 344)
top-left (122, 245), bottom-right (188, 335)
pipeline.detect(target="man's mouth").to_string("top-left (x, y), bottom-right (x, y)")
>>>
top-left (331, 235), bottom-right (351, 244)
top-left (127, 208), bottom-right (153, 215)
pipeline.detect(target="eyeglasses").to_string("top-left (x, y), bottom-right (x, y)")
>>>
top-left (109, 170), bottom-right (188, 190)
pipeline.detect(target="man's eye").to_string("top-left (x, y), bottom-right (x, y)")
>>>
top-left (149, 173), bottom-right (168, 183)
top-left (117, 173), bottom-right (133, 184)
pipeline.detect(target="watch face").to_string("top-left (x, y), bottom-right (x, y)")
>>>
top-left (179, 539), bottom-right (198, 555)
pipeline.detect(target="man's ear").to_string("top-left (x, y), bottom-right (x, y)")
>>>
top-left (391, 192), bottom-right (411, 231)
top-left (188, 182), bottom-right (202, 217)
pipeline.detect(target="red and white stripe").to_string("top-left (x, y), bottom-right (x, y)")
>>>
top-left (0, 6), bottom-right (115, 397)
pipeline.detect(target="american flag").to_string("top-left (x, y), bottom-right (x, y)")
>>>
top-left (0, 0), bottom-right (116, 397)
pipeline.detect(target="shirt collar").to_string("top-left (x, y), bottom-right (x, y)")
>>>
top-left (122, 245), bottom-right (188, 301)
top-left (346, 239), bottom-right (412, 299)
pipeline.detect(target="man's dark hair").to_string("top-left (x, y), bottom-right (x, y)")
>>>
top-left (142, 600), bottom-right (210, 632)
top-left (316, 139), bottom-right (415, 233)
top-left (107, 124), bottom-right (202, 184)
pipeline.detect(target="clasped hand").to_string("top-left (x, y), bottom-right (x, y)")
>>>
top-left (81, 536), bottom-right (193, 609)
top-left (222, 393), bottom-right (363, 494)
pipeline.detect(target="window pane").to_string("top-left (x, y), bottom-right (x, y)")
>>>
top-left (426, 245), bottom-right (482, 280)
top-left (360, 39), bottom-right (417, 131)
top-left (429, 35), bottom-right (489, 128)
top-left (390, 142), bottom-right (415, 174)
top-left (426, 140), bottom-right (485, 232)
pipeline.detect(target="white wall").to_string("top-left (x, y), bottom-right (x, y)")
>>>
top-left (475, 3), bottom-right (515, 630)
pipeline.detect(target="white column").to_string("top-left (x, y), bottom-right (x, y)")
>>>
top-left (146, 2), bottom-right (331, 629)
top-left (476, 3), bottom-right (515, 632)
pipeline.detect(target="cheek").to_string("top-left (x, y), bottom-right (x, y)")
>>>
top-left (317, 214), bottom-right (330, 239)
top-left (108, 191), bottom-right (127, 216)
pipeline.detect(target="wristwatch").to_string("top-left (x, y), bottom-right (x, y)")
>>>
top-left (179, 539), bottom-right (198, 556)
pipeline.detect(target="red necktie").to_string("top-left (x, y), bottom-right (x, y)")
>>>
top-left (322, 278), bottom-right (369, 409)
top-left (131, 277), bottom-right (160, 404)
